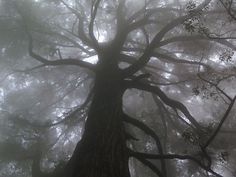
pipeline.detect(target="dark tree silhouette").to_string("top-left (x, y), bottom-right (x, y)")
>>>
top-left (0, 0), bottom-right (236, 177)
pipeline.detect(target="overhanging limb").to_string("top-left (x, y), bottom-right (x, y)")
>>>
top-left (125, 80), bottom-right (203, 132)
top-left (129, 151), bottom-right (222, 177)
top-left (123, 113), bottom-right (167, 177)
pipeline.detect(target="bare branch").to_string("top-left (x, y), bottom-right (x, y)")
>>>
top-left (127, 6), bottom-right (182, 26)
top-left (121, 0), bottom-right (212, 77)
top-left (129, 151), bottom-right (223, 177)
top-left (119, 54), bottom-right (157, 70)
top-left (203, 96), bottom-right (236, 149)
top-left (49, 26), bottom-right (95, 54)
top-left (152, 95), bottom-right (168, 150)
top-left (197, 73), bottom-right (232, 102)
top-left (133, 155), bottom-right (164, 177)
top-left (127, 0), bottom-right (154, 23)
top-left (159, 35), bottom-right (236, 50)
top-left (89, 0), bottom-right (101, 48)
top-left (123, 113), bottom-right (167, 177)
top-left (219, 0), bottom-right (236, 20)
top-left (111, 0), bottom-right (131, 50)
top-left (27, 32), bottom-right (96, 71)
top-left (44, 87), bottom-right (93, 127)
top-left (152, 52), bottom-right (209, 68)
top-left (125, 80), bottom-right (203, 131)
top-left (60, 0), bottom-right (96, 49)
top-left (13, 64), bottom-right (46, 73)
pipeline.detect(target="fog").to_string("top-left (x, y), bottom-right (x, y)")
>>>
top-left (0, 0), bottom-right (236, 177)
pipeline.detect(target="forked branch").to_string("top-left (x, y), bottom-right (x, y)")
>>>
top-left (27, 31), bottom-right (96, 71)
top-left (203, 96), bottom-right (236, 149)
top-left (60, 0), bottom-right (97, 49)
top-left (197, 73), bottom-right (232, 102)
top-left (121, 0), bottom-right (212, 77)
top-left (123, 113), bottom-right (167, 177)
top-left (125, 80), bottom-right (203, 131)
top-left (129, 151), bottom-right (222, 177)
top-left (159, 35), bottom-right (236, 50)
top-left (219, 0), bottom-right (236, 20)
top-left (89, 0), bottom-right (101, 49)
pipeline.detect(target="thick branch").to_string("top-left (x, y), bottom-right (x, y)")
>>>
top-left (60, 0), bottom-right (96, 49)
top-left (121, 0), bottom-right (212, 77)
top-left (125, 80), bottom-right (203, 131)
top-left (120, 53), bottom-right (157, 70)
top-left (123, 113), bottom-right (167, 177)
top-left (27, 33), bottom-right (96, 71)
top-left (89, 0), bottom-right (101, 49)
top-left (133, 155), bottom-right (163, 177)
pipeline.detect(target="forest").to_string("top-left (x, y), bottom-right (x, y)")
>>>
top-left (0, 0), bottom-right (236, 177)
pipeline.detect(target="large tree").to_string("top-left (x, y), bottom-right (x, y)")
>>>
top-left (0, 0), bottom-right (236, 177)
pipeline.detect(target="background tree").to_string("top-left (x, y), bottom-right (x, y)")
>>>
top-left (0, 0), bottom-right (236, 177)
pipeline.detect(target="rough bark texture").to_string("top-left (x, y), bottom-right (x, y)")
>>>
top-left (64, 59), bottom-right (130, 177)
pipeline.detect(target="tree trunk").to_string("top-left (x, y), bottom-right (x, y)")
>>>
top-left (65, 67), bottom-right (130, 177)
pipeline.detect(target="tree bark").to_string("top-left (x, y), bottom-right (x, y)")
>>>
top-left (64, 67), bottom-right (130, 177)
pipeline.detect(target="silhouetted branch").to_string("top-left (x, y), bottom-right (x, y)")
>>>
top-left (127, 0), bottom-right (155, 23)
top-left (8, 84), bottom-right (92, 129)
top-left (13, 64), bottom-right (46, 73)
top-left (197, 73), bottom-right (232, 102)
top-left (159, 35), bottom-right (236, 50)
top-left (125, 80), bottom-right (203, 131)
top-left (120, 51), bottom-right (209, 69)
top-left (174, 108), bottom-right (195, 129)
top-left (123, 113), bottom-right (167, 177)
top-left (132, 73), bottom-right (151, 81)
top-left (203, 96), bottom-right (236, 149)
top-left (44, 87), bottom-right (93, 127)
top-left (152, 52), bottom-right (209, 68)
top-left (152, 95), bottom-right (168, 150)
top-left (89, 0), bottom-right (101, 49)
top-left (119, 54), bottom-right (156, 70)
top-left (121, 0), bottom-right (212, 77)
top-left (133, 155), bottom-right (163, 177)
top-left (60, 0), bottom-right (96, 49)
top-left (116, 0), bottom-right (126, 26)
top-left (219, 0), bottom-right (236, 20)
top-left (26, 31), bottom-right (96, 71)
top-left (129, 151), bottom-right (223, 177)
top-left (127, 7), bottom-right (183, 30)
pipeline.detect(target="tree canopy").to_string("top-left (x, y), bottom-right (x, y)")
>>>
top-left (0, 0), bottom-right (236, 177)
